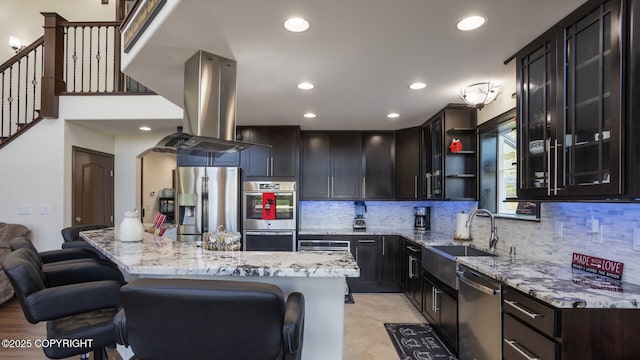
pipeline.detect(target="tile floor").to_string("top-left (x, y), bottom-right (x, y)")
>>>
top-left (344, 293), bottom-right (425, 360)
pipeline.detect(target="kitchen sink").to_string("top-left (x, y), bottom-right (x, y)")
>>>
top-left (423, 245), bottom-right (494, 290)
top-left (429, 245), bottom-right (495, 259)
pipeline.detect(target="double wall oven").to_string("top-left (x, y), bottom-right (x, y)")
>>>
top-left (242, 181), bottom-right (296, 251)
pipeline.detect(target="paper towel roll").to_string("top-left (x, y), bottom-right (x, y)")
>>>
top-left (455, 213), bottom-right (470, 240)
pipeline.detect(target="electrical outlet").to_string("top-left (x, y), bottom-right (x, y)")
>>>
top-left (592, 225), bottom-right (604, 244)
top-left (586, 218), bottom-right (600, 233)
top-left (17, 204), bottom-right (32, 215)
top-left (39, 204), bottom-right (50, 215)
top-left (554, 221), bottom-right (563, 238)
top-left (633, 227), bottom-right (640, 251)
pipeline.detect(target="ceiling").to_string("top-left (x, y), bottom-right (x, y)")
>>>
top-left (121, 0), bottom-right (587, 132)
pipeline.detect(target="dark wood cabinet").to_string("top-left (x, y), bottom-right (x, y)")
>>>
top-left (238, 126), bottom-right (299, 180)
top-left (516, 0), bottom-right (623, 199)
top-left (362, 132), bottom-right (395, 199)
top-left (395, 127), bottom-right (422, 199)
top-left (348, 236), bottom-right (379, 292)
top-left (379, 235), bottom-right (402, 292)
top-left (422, 273), bottom-right (458, 353)
top-left (300, 132), bottom-right (361, 200)
top-left (503, 285), bottom-right (640, 359)
top-left (404, 243), bottom-right (422, 309)
top-left (423, 104), bottom-right (477, 200)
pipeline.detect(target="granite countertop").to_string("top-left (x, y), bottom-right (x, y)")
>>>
top-left (80, 228), bottom-right (359, 278)
top-left (300, 227), bottom-right (640, 309)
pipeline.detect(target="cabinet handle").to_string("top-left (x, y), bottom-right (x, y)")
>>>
top-left (504, 300), bottom-right (542, 319)
top-left (362, 177), bottom-right (366, 198)
top-left (546, 138), bottom-right (552, 196)
top-left (426, 173), bottom-right (432, 198)
top-left (270, 157), bottom-right (274, 176)
top-left (356, 248), bottom-right (359, 262)
top-left (503, 339), bottom-right (541, 360)
top-left (414, 176), bottom-right (418, 199)
top-left (267, 158), bottom-right (270, 176)
top-left (358, 239), bottom-right (376, 243)
top-left (408, 256), bottom-right (415, 278)
top-left (554, 139), bottom-right (560, 195)
top-left (331, 176), bottom-right (334, 197)
top-left (382, 237), bottom-right (385, 256)
top-left (433, 288), bottom-right (441, 312)
top-left (327, 177), bottom-right (330, 197)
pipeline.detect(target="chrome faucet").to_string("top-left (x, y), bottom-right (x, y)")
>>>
top-left (466, 209), bottom-right (499, 252)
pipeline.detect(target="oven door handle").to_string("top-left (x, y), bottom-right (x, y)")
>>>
top-left (245, 231), bottom-right (294, 236)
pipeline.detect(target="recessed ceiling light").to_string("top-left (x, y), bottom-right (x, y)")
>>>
top-left (409, 82), bottom-right (428, 90)
top-left (284, 17), bottom-right (310, 32)
top-left (304, 113), bottom-right (316, 118)
top-left (457, 16), bottom-right (486, 31)
top-left (387, 113), bottom-right (400, 119)
top-left (298, 82), bottom-right (315, 90)
top-left (139, 126), bottom-right (151, 131)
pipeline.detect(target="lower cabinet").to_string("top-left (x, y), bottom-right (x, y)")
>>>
top-left (349, 235), bottom-right (402, 293)
top-left (503, 286), bottom-right (640, 359)
top-left (422, 274), bottom-right (458, 354)
top-left (403, 242), bottom-right (422, 309)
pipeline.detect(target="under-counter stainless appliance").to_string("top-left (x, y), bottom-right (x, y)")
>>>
top-left (457, 265), bottom-right (502, 360)
top-left (175, 167), bottom-right (240, 241)
top-left (243, 181), bottom-right (296, 251)
top-left (298, 239), bottom-right (352, 301)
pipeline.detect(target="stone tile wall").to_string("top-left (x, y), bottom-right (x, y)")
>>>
top-left (300, 201), bottom-right (640, 285)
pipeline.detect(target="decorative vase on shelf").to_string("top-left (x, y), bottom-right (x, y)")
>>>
top-left (119, 209), bottom-right (144, 242)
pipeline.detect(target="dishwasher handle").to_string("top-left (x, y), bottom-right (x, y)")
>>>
top-left (457, 270), bottom-right (500, 296)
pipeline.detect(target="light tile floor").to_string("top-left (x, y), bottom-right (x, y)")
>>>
top-left (344, 293), bottom-right (425, 360)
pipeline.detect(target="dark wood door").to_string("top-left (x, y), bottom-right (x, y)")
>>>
top-left (363, 132), bottom-right (395, 199)
top-left (72, 146), bottom-right (114, 227)
top-left (379, 235), bottom-right (402, 292)
top-left (396, 127), bottom-right (421, 199)
top-left (300, 132), bottom-right (331, 199)
top-left (439, 290), bottom-right (458, 353)
top-left (421, 276), bottom-right (437, 324)
top-left (269, 126), bottom-right (299, 178)
top-left (350, 237), bottom-right (379, 292)
top-left (238, 127), bottom-right (271, 177)
top-left (330, 132), bottom-right (361, 199)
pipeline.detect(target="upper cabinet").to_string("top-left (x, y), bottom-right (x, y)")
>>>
top-left (237, 126), bottom-right (300, 180)
top-left (517, 0), bottom-right (623, 199)
top-left (395, 127), bottom-right (422, 200)
top-left (422, 104), bottom-right (477, 200)
top-left (300, 131), bottom-right (395, 200)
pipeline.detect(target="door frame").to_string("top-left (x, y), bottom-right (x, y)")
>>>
top-left (71, 146), bottom-right (115, 226)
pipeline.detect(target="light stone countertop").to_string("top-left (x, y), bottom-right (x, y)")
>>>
top-left (80, 228), bottom-right (359, 278)
top-left (300, 227), bottom-right (640, 309)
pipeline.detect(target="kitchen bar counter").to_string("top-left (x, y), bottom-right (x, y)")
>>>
top-left (81, 228), bottom-right (359, 360)
top-left (301, 227), bottom-right (640, 309)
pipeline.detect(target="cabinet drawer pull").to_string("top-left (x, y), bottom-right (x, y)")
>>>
top-left (414, 176), bottom-right (418, 199)
top-left (356, 248), bottom-right (358, 262)
top-left (504, 339), bottom-right (541, 360)
top-left (504, 300), bottom-right (541, 319)
top-left (358, 239), bottom-right (376, 243)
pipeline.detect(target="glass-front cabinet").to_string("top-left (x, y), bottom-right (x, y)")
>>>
top-left (517, 0), bottom-right (622, 199)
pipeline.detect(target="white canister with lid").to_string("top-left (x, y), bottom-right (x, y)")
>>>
top-left (119, 209), bottom-right (144, 242)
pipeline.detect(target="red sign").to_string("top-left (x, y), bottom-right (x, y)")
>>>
top-left (262, 192), bottom-right (276, 220)
top-left (572, 253), bottom-right (624, 280)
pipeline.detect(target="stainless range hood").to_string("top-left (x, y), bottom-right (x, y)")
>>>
top-left (152, 50), bottom-right (265, 153)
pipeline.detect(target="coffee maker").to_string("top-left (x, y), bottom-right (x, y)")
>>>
top-left (414, 206), bottom-right (430, 232)
top-left (353, 201), bottom-right (367, 230)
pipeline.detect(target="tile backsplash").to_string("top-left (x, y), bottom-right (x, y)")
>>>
top-left (300, 200), bottom-right (640, 285)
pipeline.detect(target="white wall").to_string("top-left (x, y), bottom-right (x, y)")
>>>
top-left (0, 0), bottom-right (115, 62)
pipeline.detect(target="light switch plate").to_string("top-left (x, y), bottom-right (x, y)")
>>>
top-left (17, 204), bottom-right (32, 215)
top-left (633, 227), bottom-right (640, 251)
top-left (39, 204), bottom-right (50, 215)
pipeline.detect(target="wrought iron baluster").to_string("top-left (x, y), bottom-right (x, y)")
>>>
top-left (32, 47), bottom-right (37, 118)
top-left (81, 27), bottom-right (85, 92)
top-left (16, 60), bottom-right (21, 128)
top-left (24, 54), bottom-right (29, 126)
top-left (96, 26), bottom-right (101, 92)
top-left (65, 27), bottom-right (69, 90)
top-left (1, 72), bottom-right (5, 140)
top-left (89, 26), bottom-right (93, 92)
top-left (8, 65), bottom-right (13, 137)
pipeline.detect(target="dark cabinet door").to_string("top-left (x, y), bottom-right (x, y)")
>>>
top-left (379, 235), bottom-right (402, 292)
top-left (270, 127), bottom-right (299, 178)
top-left (423, 116), bottom-right (444, 199)
top-left (238, 127), bottom-right (271, 177)
top-left (300, 132), bottom-right (331, 199)
top-left (396, 127), bottom-right (421, 199)
top-left (362, 132), bottom-right (395, 199)
top-left (239, 126), bottom-right (300, 179)
top-left (330, 132), bottom-right (362, 199)
top-left (421, 276), bottom-right (437, 324)
top-left (439, 290), bottom-right (458, 353)
top-left (350, 237), bottom-right (379, 292)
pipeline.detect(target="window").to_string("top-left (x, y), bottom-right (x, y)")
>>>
top-left (478, 109), bottom-right (539, 219)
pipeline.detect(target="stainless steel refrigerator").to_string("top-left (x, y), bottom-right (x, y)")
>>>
top-left (175, 167), bottom-right (240, 241)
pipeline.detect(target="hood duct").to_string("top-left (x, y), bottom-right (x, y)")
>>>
top-left (151, 50), bottom-right (267, 153)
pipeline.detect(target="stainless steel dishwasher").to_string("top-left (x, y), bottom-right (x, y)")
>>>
top-left (457, 265), bottom-right (502, 360)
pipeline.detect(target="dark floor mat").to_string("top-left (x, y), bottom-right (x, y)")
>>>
top-left (384, 323), bottom-right (457, 360)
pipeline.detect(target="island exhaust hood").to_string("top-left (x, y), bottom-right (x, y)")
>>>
top-left (152, 50), bottom-right (265, 153)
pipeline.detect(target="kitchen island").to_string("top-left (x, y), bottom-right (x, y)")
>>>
top-left (80, 228), bottom-right (360, 360)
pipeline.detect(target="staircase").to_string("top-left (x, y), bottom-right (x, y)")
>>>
top-left (0, 12), bottom-right (153, 150)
